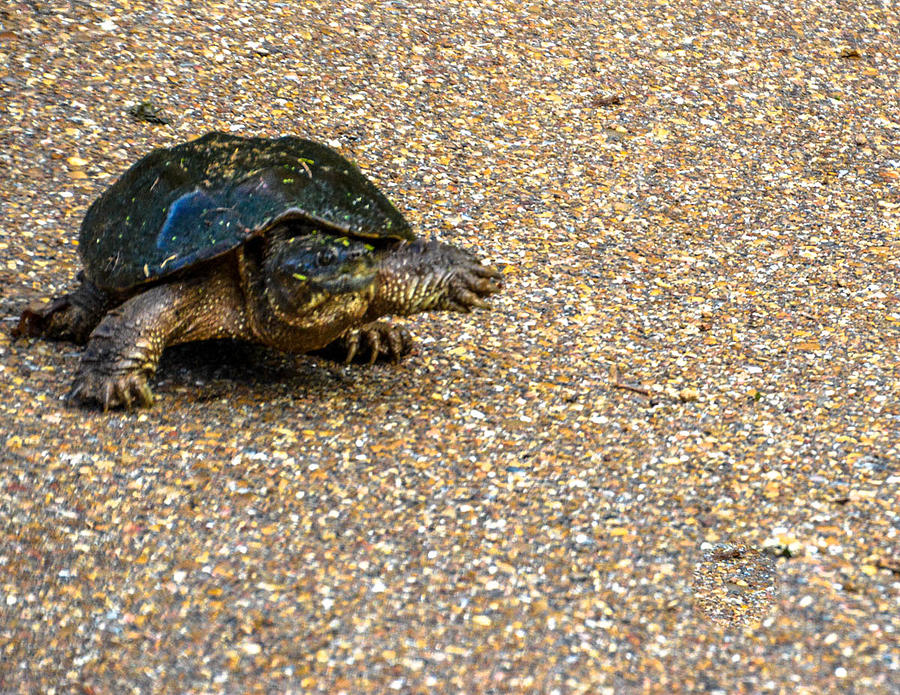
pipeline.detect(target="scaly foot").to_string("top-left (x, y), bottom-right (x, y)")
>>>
top-left (316, 322), bottom-right (414, 365)
top-left (69, 365), bottom-right (155, 411)
top-left (67, 309), bottom-right (160, 411)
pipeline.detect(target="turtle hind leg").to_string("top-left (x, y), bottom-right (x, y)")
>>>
top-left (313, 321), bottom-right (414, 365)
top-left (14, 274), bottom-right (115, 345)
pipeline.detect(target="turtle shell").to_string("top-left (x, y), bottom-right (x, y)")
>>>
top-left (80, 132), bottom-right (414, 290)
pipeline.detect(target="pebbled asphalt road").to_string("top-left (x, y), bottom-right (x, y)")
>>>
top-left (1, 1), bottom-right (898, 693)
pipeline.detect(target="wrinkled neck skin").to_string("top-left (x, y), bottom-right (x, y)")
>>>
top-left (260, 282), bottom-right (376, 353)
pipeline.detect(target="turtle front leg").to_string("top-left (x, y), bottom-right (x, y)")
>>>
top-left (70, 304), bottom-right (162, 410)
top-left (371, 240), bottom-right (501, 317)
top-left (69, 274), bottom-right (244, 410)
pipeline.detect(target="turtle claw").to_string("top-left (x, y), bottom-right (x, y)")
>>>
top-left (364, 329), bottom-right (383, 365)
top-left (360, 322), bottom-right (412, 363)
top-left (454, 288), bottom-right (488, 310)
top-left (68, 367), bottom-right (155, 411)
top-left (343, 334), bottom-right (359, 364)
top-left (318, 322), bottom-right (413, 365)
top-left (101, 381), bottom-right (116, 412)
top-left (442, 262), bottom-right (501, 313)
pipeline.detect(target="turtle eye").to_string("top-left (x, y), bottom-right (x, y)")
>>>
top-left (317, 248), bottom-right (337, 266)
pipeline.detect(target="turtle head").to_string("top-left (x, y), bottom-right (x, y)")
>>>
top-left (264, 231), bottom-right (380, 319)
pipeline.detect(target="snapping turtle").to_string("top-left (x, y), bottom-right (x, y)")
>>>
top-left (16, 132), bottom-right (500, 410)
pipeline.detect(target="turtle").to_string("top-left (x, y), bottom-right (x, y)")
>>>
top-left (15, 132), bottom-right (501, 410)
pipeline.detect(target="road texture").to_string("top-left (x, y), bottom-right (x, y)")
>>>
top-left (1, 1), bottom-right (898, 693)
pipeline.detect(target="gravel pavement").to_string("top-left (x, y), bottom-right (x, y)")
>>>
top-left (1, 1), bottom-right (898, 693)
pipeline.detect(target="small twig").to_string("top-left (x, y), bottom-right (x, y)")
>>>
top-left (612, 381), bottom-right (651, 396)
top-left (593, 93), bottom-right (624, 107)
top-left (875, 558), bottom-right (900, 575)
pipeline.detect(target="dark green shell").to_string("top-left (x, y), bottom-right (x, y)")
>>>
top-left (80, 132), bottom-right (414, 290)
